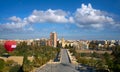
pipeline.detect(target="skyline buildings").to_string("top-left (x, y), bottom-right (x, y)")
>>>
top-left (0, 33), bottom-right (120, 49)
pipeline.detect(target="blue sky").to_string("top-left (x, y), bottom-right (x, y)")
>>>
top-left (0, 0), bottom-right (120, 40)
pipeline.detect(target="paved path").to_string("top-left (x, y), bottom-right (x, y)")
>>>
top-left (35, 49), bottom-right (79, 72)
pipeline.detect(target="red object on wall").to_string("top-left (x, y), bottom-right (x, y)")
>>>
top-left (4, 41), bottom-right (17, 52)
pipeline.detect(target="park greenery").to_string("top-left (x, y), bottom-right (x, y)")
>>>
top-left (65, 44), bottom-right (120, 72)
top-left (0, 41), bottom-right (120, 72)
top-left (0, 42), bottom-right (60, 72)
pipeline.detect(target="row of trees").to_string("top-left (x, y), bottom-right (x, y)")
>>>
top-left (0, 42), bottom-right (60, 72)
top-left (68, 45), bottom-right (120, 72)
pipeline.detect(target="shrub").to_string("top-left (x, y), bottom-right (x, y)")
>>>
top-left (0, 59), bottom-right (5, 71)
top-left (9, 64), bottom-right (21, 72)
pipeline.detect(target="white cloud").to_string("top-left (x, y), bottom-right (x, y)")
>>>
top-left (0, 21), bottom-right (28, 31)
top-left (1, 9), bottom-right (73, 31)
top-left (0, 3), bottom-right (119, 32)
top-left (27, 9), bottom-right (72, 23)
top-left (74, 3), bottom-right (114, 29)
top-left (9, 16), bottom-right (21, 22)
top-left (68, 17), bottom-right (74, 23)
top-left (27, 27), bottom-right (34, 31)
top-left (91, 24), bottom-right (102, 28)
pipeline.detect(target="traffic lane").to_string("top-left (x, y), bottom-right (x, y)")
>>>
top-left (61, 49), bottom-right (70, 64)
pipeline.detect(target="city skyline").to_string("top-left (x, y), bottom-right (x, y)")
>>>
top-left (0, 0), bottom-right (120, 40)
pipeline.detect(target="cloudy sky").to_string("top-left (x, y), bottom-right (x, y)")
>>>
top-left (0, 0), bottom-right (120, 40)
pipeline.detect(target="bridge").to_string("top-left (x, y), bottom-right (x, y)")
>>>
top-left (35, 49), bottom-right (79, 72)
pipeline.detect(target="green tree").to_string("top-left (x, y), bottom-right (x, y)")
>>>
top-left (103, 52), bottom-right (113, 71)
top-left (33, 55), bottom-right (42, 67)
top-left (9, 64), bottom-right (21, 72)
top-left (2, 60), bottom-right (18, 72)
top-left (77, 57), bottom-right (89, 65)
top-left (0, 59), bottom-right (5, 72)
top-left (95, 60), bottom-right (108, 71)
top-left (0, 44), bottom-right (6, 56)
top-left (91, 52), bottom-right (99, 58)
top-left (112, 45), bottom-right (120, 71)
top-left (89, 41), bottom-right (98, 50)
top-left (22, 54), bottom-right (33, 72)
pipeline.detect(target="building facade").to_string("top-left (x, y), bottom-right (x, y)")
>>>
top-left (50, 32), bottom-right (57, 47)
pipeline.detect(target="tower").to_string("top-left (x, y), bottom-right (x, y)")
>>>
top-left (50, 32), bottom-right (57, 47)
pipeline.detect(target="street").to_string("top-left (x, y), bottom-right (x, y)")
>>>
top-left (35, 49), bottom-right (79, 72)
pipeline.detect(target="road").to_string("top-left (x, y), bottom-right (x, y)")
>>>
top-left (35, 49), bottom-right (79, 72)
top-left (61, 49), bottom-right (70, 64)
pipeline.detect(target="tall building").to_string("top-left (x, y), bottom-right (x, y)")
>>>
top-left (61, 37), bottom-right (65, 48)
top-left (50, 32), bottom-right (57, 47)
